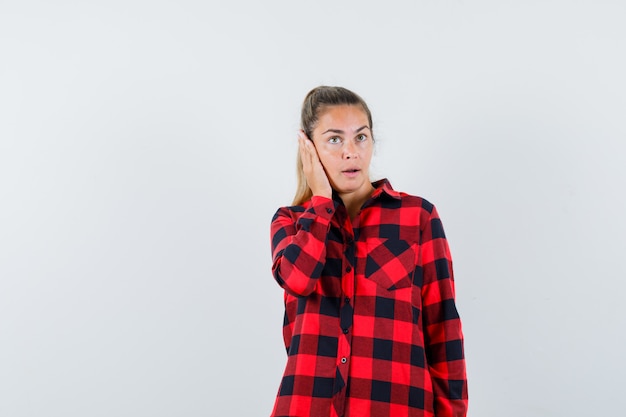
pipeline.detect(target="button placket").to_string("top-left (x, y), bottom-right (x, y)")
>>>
top-left (337, 220), bottom-right (355, 374)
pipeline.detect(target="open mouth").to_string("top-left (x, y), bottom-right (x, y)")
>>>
top-left (342, 169), bottom-right (360, 177)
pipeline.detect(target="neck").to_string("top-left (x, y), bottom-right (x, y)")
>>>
top-left (339, 183), bottom-right (375, 220)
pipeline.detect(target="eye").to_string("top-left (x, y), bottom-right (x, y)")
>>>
top-left (328, 136), bottom-right (341, 144)
top-left (356, 134), bottom-right (368, 142)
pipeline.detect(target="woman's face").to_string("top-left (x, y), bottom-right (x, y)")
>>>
top-left (311, 105), bottom-right (374, 197)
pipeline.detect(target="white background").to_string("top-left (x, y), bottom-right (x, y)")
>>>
top-left (1, 1), bottom-right (625, 416)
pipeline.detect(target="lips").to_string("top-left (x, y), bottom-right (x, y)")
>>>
top-left (342, 168), bottom-right (361, 178)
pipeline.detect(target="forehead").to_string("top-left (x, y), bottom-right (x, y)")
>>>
top-left (316, 105), bottom-right (370, 129)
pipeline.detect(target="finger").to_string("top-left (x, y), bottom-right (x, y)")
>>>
top-left (300, 136), bottom-right (312, 158)
top-left (298, 131), bottom-right (310, 156)
top-left (305, 139), bottom-right (322, 167)
top-left (299, 137), bottom-right (312, 171)
top-left (298, 130), bottom-right (309, 141)
top-left (305, 141), bottom-right (320, 170)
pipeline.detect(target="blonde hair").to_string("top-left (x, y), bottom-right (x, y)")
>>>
top-left (292, 86), bottom-right (374, 206)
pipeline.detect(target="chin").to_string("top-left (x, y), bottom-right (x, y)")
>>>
top-left (333, 180), bottom-right (365, 195)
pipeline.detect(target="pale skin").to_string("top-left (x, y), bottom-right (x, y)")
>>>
top-left (298, 104), bottom-right (375, 219)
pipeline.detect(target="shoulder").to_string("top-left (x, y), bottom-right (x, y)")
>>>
top-left (373, 178), bottom-right (437, 216)
top-left (389, 192), bottom-right (448, 241)
top-left (398, 192), bottom-right (436, 213)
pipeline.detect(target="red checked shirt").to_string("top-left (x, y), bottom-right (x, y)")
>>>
top-left (270, 179), bottom-right (468, 417)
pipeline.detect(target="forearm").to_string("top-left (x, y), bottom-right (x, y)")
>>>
top-left (424, 295), bottom-right (468, 417)
top-left (271, 196), bottom-right (335, 296)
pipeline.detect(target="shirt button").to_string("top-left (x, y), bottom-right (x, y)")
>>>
top-left (345, 297), bottom-right (350, 304)
top-left (326, 208), bottom-right (333, 214)
top-left (343, 328), bottom-right (348, 334)
top-left (341, 357), bottom-right (347, 364)
top-left (345, 266), bottom-right (352, 273)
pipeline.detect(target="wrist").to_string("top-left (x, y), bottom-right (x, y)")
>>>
top-left (311, 188), bottom-right (332, 199)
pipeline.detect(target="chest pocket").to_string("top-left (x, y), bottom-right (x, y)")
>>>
top-left (364, 238), bottom-right (416, 291)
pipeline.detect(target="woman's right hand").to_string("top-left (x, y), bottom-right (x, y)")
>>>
top-left (298, 131), bottom-right (332, 199)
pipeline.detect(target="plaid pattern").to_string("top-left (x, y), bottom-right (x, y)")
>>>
top-left (270, 179), bottom-right (467, 417)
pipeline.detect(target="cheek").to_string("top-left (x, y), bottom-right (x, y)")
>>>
top-left (360, 144), bottom-right (374, 161)
top-left (316, 146), bottom-right (338, 164)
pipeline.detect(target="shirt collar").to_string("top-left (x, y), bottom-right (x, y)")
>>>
top-left (371, 178), bottom-right (402, 200)
top-left (329, 178), bottom-right (401, 207)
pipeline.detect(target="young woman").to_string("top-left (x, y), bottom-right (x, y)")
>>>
top-left (270, 86), bottom-right (468, 417)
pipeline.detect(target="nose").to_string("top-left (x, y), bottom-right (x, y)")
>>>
top-left (343, 140), bottom-right (358, 160)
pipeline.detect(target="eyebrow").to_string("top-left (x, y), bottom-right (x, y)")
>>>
top-left (322, 125), bottom-right (370, 135)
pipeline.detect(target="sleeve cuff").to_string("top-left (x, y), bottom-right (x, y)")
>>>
top-left (308, 195), bottom-right (335, 220)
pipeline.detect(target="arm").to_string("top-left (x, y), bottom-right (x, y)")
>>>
top-left (421, 205), bottom-right (468, 417)
top-left (270, 131), bottom-right (335, 296)
top-left (270, 197), bottom-right (335, 296)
